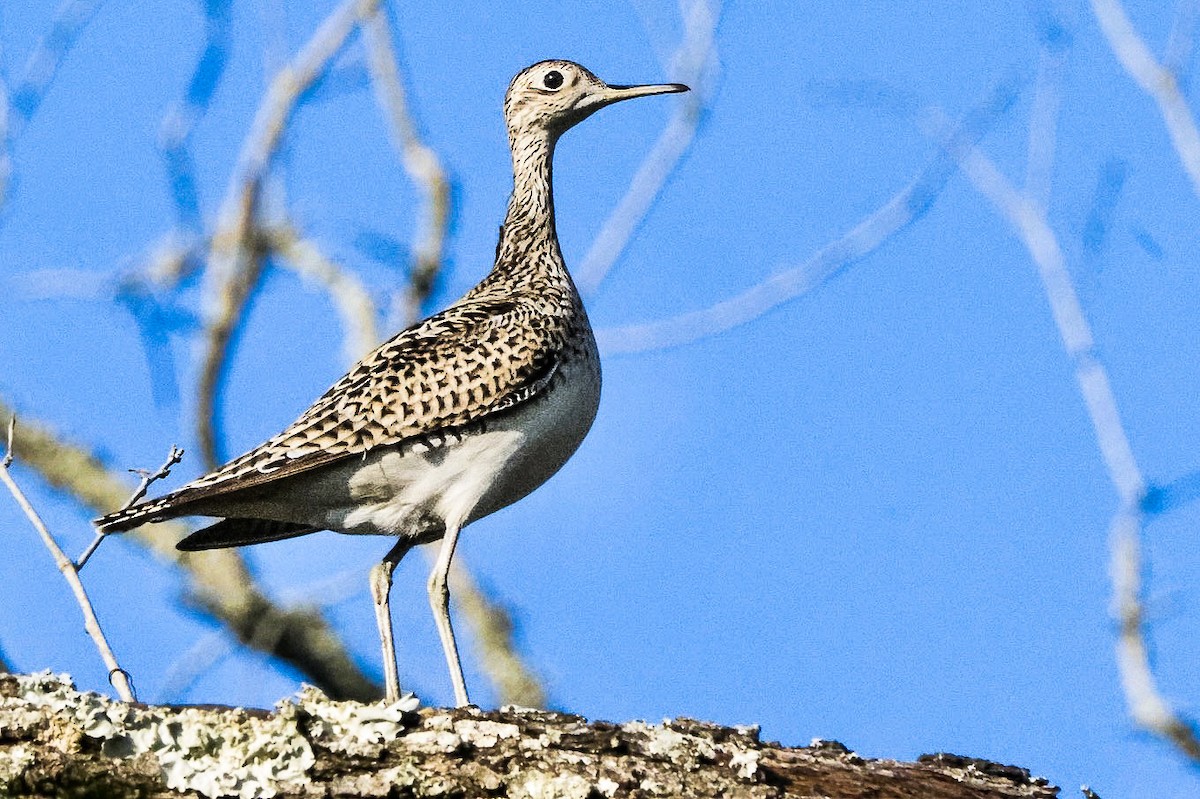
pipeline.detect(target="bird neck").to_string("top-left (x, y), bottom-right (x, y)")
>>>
top-left (494, 131), bottom-right (564, 277)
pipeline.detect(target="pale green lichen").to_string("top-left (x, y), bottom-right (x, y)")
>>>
top-left (452, 718), bottom-right (520, 748)
top-left (2, 671), bottom-right (419, 799)
top-left (294, 685), bottom-right (417, 757)
top-left (511, 770), bottom-right (594, 799)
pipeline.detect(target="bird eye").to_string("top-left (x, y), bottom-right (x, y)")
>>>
top-left (543, 70), bottom-right (564, 90)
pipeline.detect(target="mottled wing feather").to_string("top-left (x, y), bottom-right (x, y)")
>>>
top-left (198, 298), bottom-right (557, 485)
top-left (97, 296), bottom-right (562, 528)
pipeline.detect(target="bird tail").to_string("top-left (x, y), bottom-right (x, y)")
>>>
top-left (94, 491), bottom-right (190, 533)
top-left (176, 518), bottom-right (319, 550)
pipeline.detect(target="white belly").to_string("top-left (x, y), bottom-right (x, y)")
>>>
top-left (329, 355), bottom-right (601, 539)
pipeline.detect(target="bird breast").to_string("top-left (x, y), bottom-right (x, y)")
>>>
top-left (333, 347), bottom-right (601, 539)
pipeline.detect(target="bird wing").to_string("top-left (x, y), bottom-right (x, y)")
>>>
top-left (96, 296), bottom-right (566, 530)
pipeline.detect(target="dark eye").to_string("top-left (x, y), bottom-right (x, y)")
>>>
top-left (543, 70), bottom-right (564, 90)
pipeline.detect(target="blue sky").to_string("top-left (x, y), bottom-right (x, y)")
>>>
top-left (2, 1), bottom-right (1199, 796)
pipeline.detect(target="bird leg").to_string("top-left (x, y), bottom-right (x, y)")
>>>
top-left (429, 520), bottom-right (469, 707)
top-left (370, 539), bottom-right (412, 703)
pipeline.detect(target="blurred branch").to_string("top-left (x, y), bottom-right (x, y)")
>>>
top-left (0, 0), bottom-right (103, 211)
top-left (595, 159), bottom-right (947, 353)
top-left (595, 72), bottom-right (1020, 355)
top-left (1090, 0), bottom-right (1200, 200)
top-left (0, 41), bottom-right (10, 211)
top-left (361, 4), bottom-right (451, 325)
top-left (5, 0), bottom-right (103, 138)
top-left (1024, 37), bottom-right (1068, 209)
top-left (197, 0), bottom-right (378, 467)
top-left (0, 396), bottom-right (381, 701)
top-left (1164, 0), bottom-right (1200, 79)
top-left (1111, 506), bottom-right (1200, 760)
top-left (158, 0), bottom-right (233, 237)
top-left (593, 124), bottom-right (950, 354)
top-left (263, 223), bottom-right (379, 362)
top-left (922, 98), bottom-right (1200, 763)
top-left (575, 0), bottom-right (720, 296)
top-left (449, 561), bottom-right (546, 708)
top-left (2, 417), bottom-right (135, 702)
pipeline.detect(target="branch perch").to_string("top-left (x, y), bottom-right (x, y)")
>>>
top-left (0, 672), bottom-right (1061, 799)
top-left (0, 397), bottom-right (380, 702)
top-left (1, 418), bottom-right (135, 702)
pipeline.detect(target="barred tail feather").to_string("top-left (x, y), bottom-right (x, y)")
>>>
top-left (93, 491), bottom-right (190, 533)
top-left (176, 518), bottom-right (319, 551)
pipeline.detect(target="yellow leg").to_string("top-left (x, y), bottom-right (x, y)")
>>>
top-left (428, 521), bottom-right (469, 707)
top-left (369, 540), bottom-right (411, 703)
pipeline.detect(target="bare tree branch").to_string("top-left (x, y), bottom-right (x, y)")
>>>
top-left (197, 0), bottom-right (379, 467)
top-left (449, 562), bottom-right (546, 709)
top-left (1091, 0), bottom-right (1200, 200)
top-left (574, 0), bottom-right (719, 296)
top-left (1, 417), bottom-right (135, 702)
top-left (595, 162), bottom-right (946, 354)
top-left (923, 101), bottom-right (1200, 763)
top-left (0, 397), bottom-right (381, 701)
top-left (1110, 505), bottom-right (1200, 760)
top-left (4, 0), bottom-right (103, 138)
top-left (264, 223), bottom-right (379, 363)
top-left (159, 0), bottom-right (233, 236)
top-left (361, 4), bottom-right (452, 326)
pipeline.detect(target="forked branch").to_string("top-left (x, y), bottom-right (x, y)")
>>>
top-left (1, 417), bottom-right (135, 702)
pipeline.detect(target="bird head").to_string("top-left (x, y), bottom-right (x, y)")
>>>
top-left (504, 60), bottom-right (688, 143)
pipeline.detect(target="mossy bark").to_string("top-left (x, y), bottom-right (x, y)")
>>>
top-left (0, 673), bottom-right (1059, 799)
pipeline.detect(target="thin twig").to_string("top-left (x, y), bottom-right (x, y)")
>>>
top-left (595, 72), bottom-right (1020, 355)
top-left (1, 417), bottom-right (135, 702)
top-left (121, 445), bottom-right (185, 512)
top-left (75, 445), bottom-right (184, 570)
top-left (361, 4), bottom-right (452, 325)
top-left (923, 102), bottom-right (1200, 763)
top-left (575, 0), bottom-right (720, 296)
top-left (1091, 0), bottom-right (1200, 200)
top-left (197, 0), bottom-right (380, 467)
top-left (0, 397), bottom-right (381, 701)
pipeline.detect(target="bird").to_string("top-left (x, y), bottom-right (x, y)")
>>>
top-left (95, 60), bottom-right (688, 707)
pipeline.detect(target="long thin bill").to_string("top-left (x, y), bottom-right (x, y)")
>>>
top-left (602, 82), bottom-right (691, 103)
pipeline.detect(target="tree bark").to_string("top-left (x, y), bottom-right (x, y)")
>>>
top-left (0, 673), bottom-right (1059, 798)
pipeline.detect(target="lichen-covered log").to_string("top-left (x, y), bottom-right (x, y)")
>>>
top-left (0, 673), bottom-right (1058, 799)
